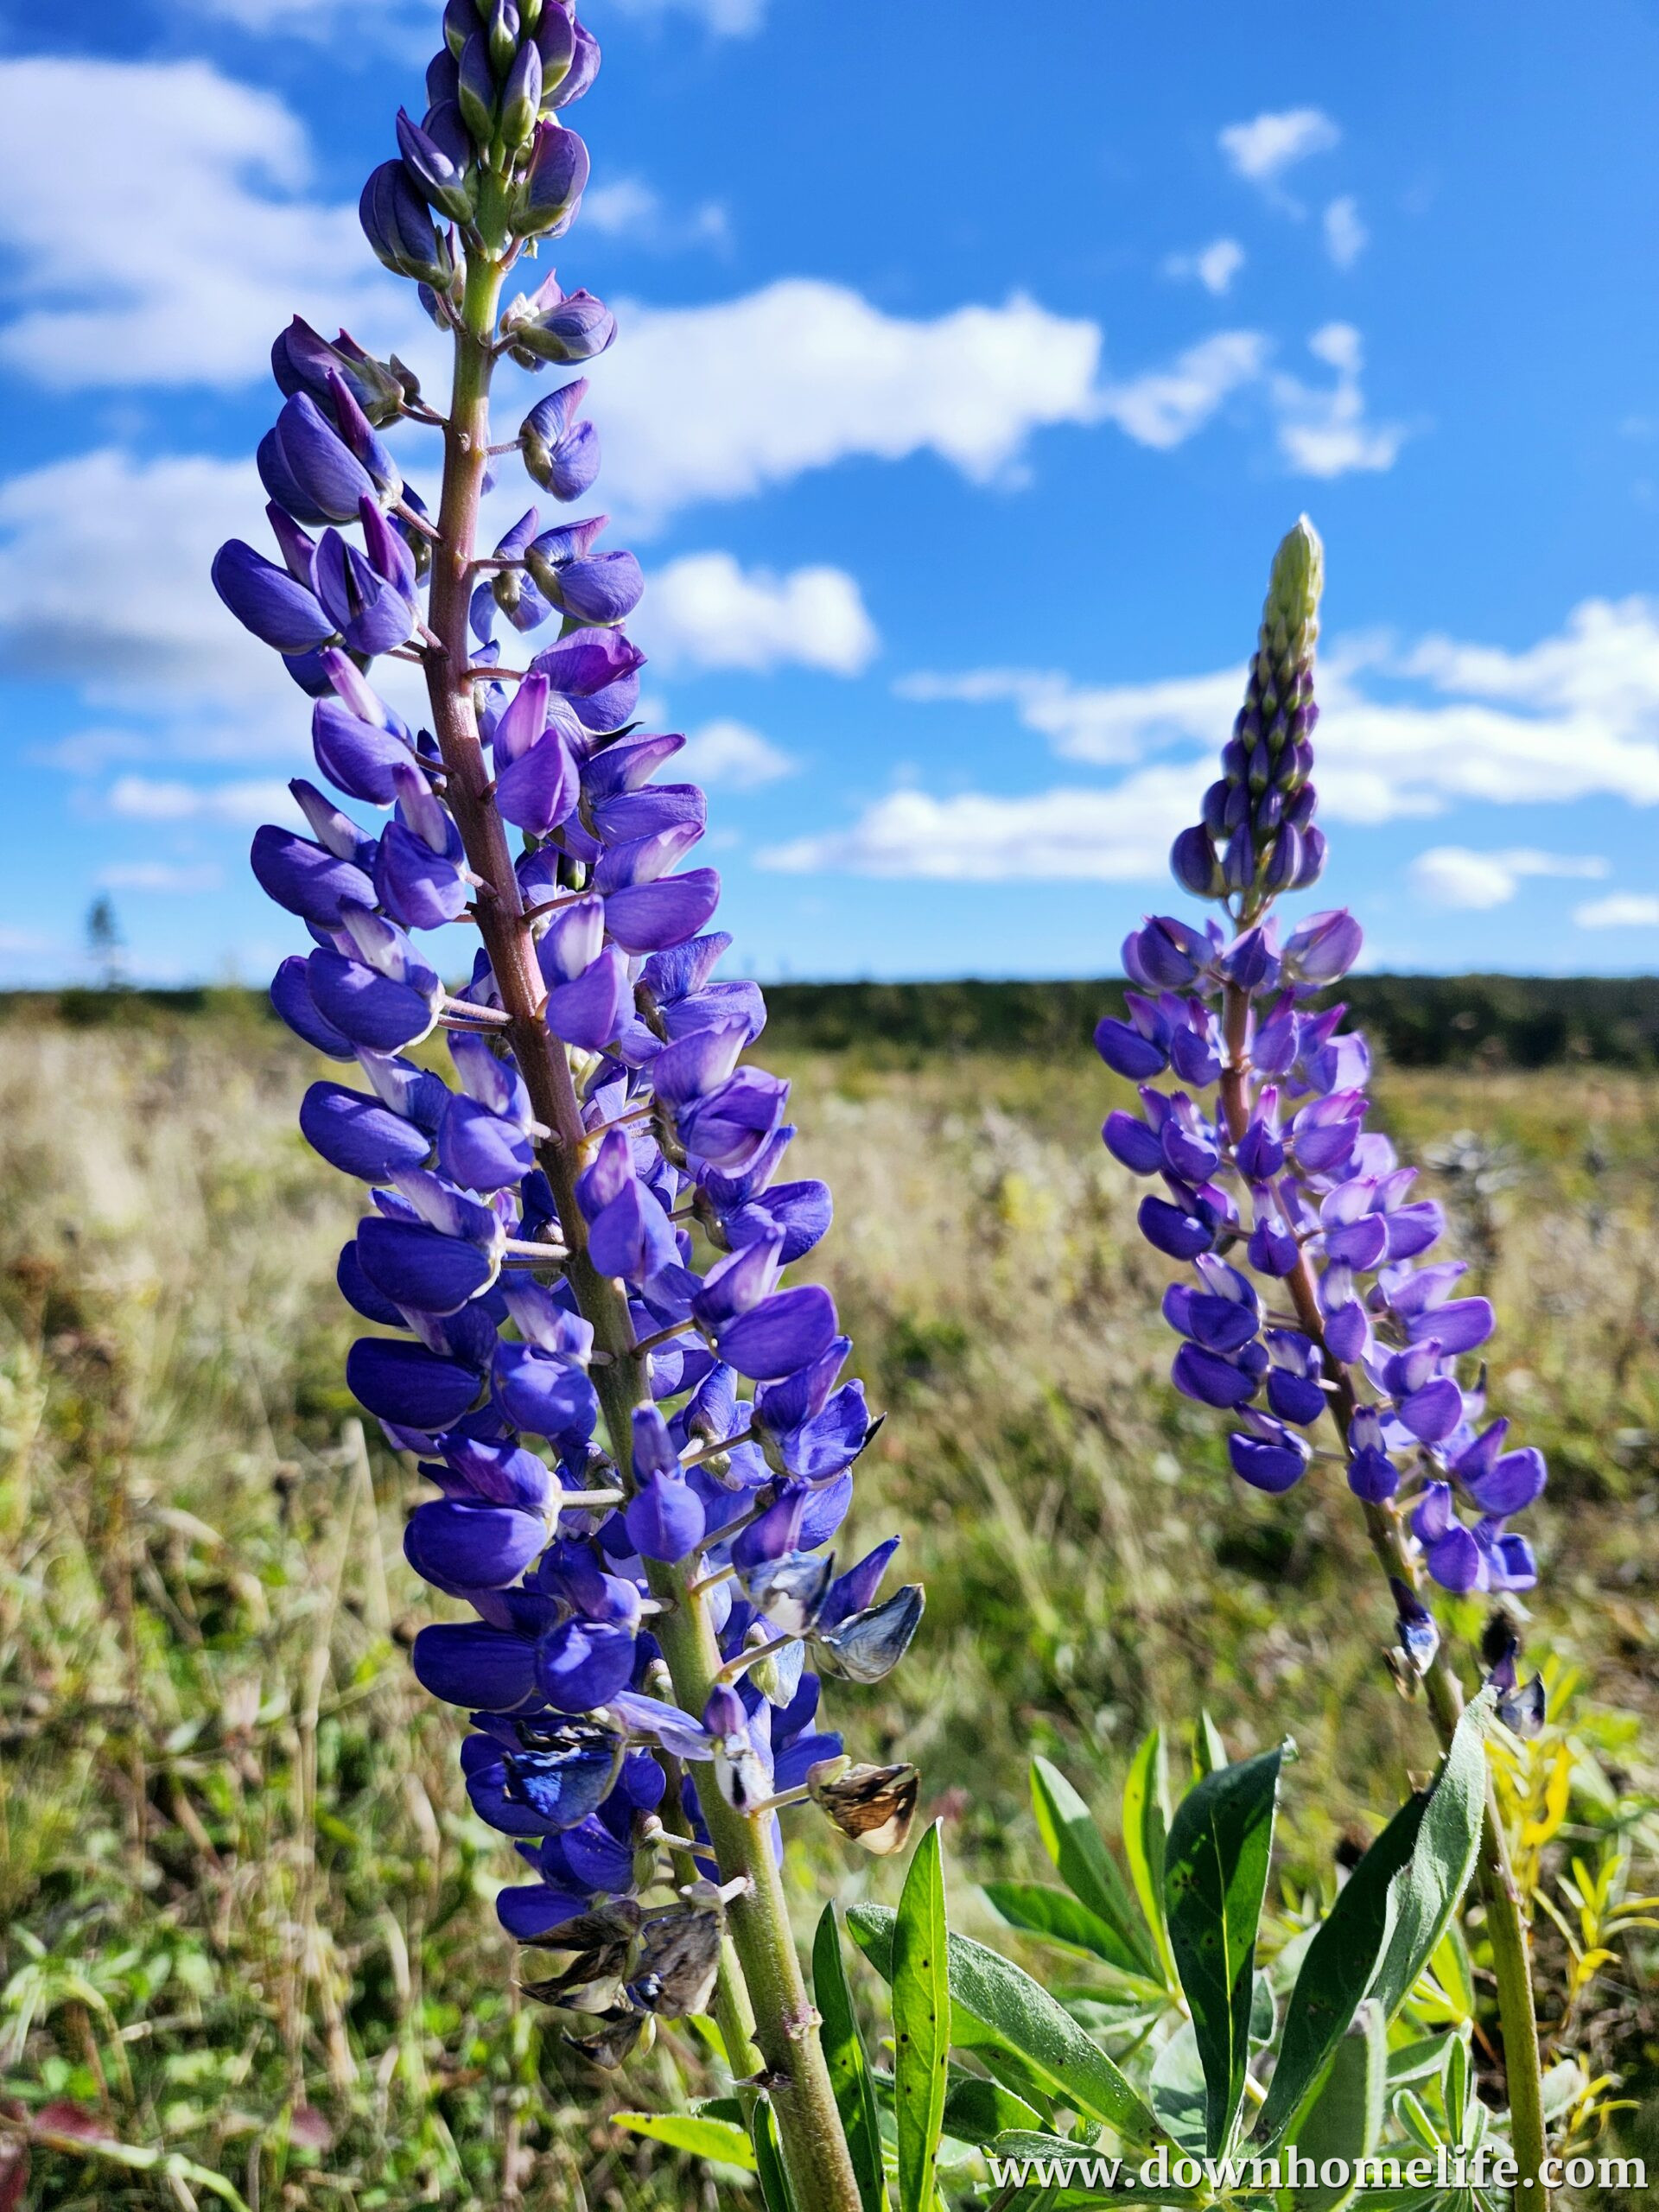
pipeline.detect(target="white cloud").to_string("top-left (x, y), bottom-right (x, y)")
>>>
top-left (0, 59), bottom-right (410, 389)
top-left (606, 0), bottom-right (772, 31)
top-left (99, 861), bottom-right (226, 893)
top-left (678, 719), bottom-right (798, 788)
top-left (760, 771), bottom-right (1200, 880)
top-left (895, 665), bottom-right (1243, 767)
top-left (1573, 893), bottom-right (1659, 929)
top-left (592, 280), bottom-right (1103, 524)
top-left (1096, 331), bottom-right (1268, 449)
top-left (181, 0), bottom-right (424, 30)
top-left (1163, 238), bottom-right (1246, 296)
top-left (642, 552), bottom-right (878, 673)
top-left (1271, 324), bottom-right (1407, 477)
top-left (1324, 196), bottom-right (1368, 270)
top-left (1408, 846), bottom-right (1609, 910)
top-left (830, 593), bottom-right (1659, 882)
top-left (1219, 107), bottom-right (1340, 189)
top-left (107, 777), bottom-right (300, 825)
top-left (583, 176), bottom-right (732, 250)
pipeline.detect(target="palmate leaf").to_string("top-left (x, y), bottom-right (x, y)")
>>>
top-left (812, 1904), bottom-right (889, 2212)
top-left (1031, 1758), bottom-right (1161, 1980)
top-left (1162, 1743), bottom-right (1286, 2158)
top-left (848, 1906), bottom-right (1160, 2147)
top-left (893, 1821), bottom-right (950, 2212)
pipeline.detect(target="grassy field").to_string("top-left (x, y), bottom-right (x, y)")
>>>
top-left (3, 1004), bottom-right (1657, 2207)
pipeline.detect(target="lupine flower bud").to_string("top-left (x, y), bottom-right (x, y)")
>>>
top-left (501, 272), bottom-right (615, 365)
top-left (500, 40), bottom-right (543, 149)
top-left (396, 105), bottom-right (477, 223)
top-left (360, 160), bottom-right (454, 288)
top-left (272, 316), bottom-right (407, 426)
top-left (515, 119), bottom-right (588, 236)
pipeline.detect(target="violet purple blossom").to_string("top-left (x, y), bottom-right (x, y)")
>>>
top-left (214, 0), bottom-right (921, 2083)
top-left (1096, 518), bottom-right (1546, 1618)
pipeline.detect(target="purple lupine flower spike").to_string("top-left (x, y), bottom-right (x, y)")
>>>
top-left (1096, 516), bottom-right (1546, 1609)
top-left (218, 3), bottom-right (914, 2128)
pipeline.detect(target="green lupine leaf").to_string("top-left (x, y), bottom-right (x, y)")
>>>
top-left (613, 2113), bottom-right (757, 2170)
top-left (1162, 1744), bottom-right (1285, 2158)
top-left (848, 1906), bottom-right (1160, 2146)
top-left (1290, 2003), bottom-right (1388, 2212)
top-left (1372, 1696), bottom-right (1492, 2025)
top-left (1257, 1790), bottom-right (1421, 2148)
top-left (893, 1820), bottom-right (950, 2212)
top-left (1031, 1758), bottom-right (1160, 1980)
top-left (1121, 1729), bottom-right (1175, 1986)
top-left (983, 1881), bottom-right (1165, 1985)
top-left (985, 2134), bottom-right (1209, 2209)
top-left (813, 1904), bottom-right (889, 2212)
top-left (1148, 2020), bottom-right (1209, 2152)
top-left (941, 2068), bottom-right (1043, 2145)
top-left (752, 2099), bottom-right (795, 2212)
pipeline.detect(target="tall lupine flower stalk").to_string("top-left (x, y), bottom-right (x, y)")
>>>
top-left (1097, 518), bottom-right (1551, 2212)
top-left (214, 11), bottom-right (911, 2206)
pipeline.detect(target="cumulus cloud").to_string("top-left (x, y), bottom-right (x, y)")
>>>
top-left (592, 280), bottom-right (1104, 524)
top-left (1324, 195), bottom-right (1368, 269)
top-left (1218, 107), bottom-right (1340, 190)
top-left (1408, 847), bottom-right (1609, 910)
top-left (641, 552), bottom-right (878, 674)
top-left (1163, 238), bottom-right (1246, 296)
top-left (678, 719), bottom-right (798, 788)
top-left (797, 595), bottom-right (1659, 882)
top-left (1573, 893), bottom-right (1659, 929)
top-left (0, 59), bottom-right (413, 389)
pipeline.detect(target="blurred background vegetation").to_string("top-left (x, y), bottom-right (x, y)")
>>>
top-left (2, 986), bottom-right (1656, 2207)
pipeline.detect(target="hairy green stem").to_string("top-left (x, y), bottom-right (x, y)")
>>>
top-left (419, 250), bottom-right (861, 2212)
top-left (1220, 982), bottom-right (1548, 2212)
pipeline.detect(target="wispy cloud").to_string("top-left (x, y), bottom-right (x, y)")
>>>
top-left (1271, 324), bottom-right (1407, 477)
top-left (107, 777), bottom-right (300, 825)
top-left (678, 719), bottom-right (798, 789)
top-left (99, 860), bottom-right (226, 893)
top-left (606, 0), bottom-right (772, 34)
top-left (1162, 238), bottom-right (1246, 296)
top-left (583, 176), bottom-right (733, 251)
top-left (1408, 846), bottom-right (1608, 910)
top-left (1323, 195), bottom-right (1368, 269)
top-left (1096, 331), bottom-right (1268, 449)
top-left (783, 596), bottom-right (1659, 880)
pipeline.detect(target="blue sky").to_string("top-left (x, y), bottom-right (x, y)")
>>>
top-left (3, 0), bottom-right (1659, 985)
